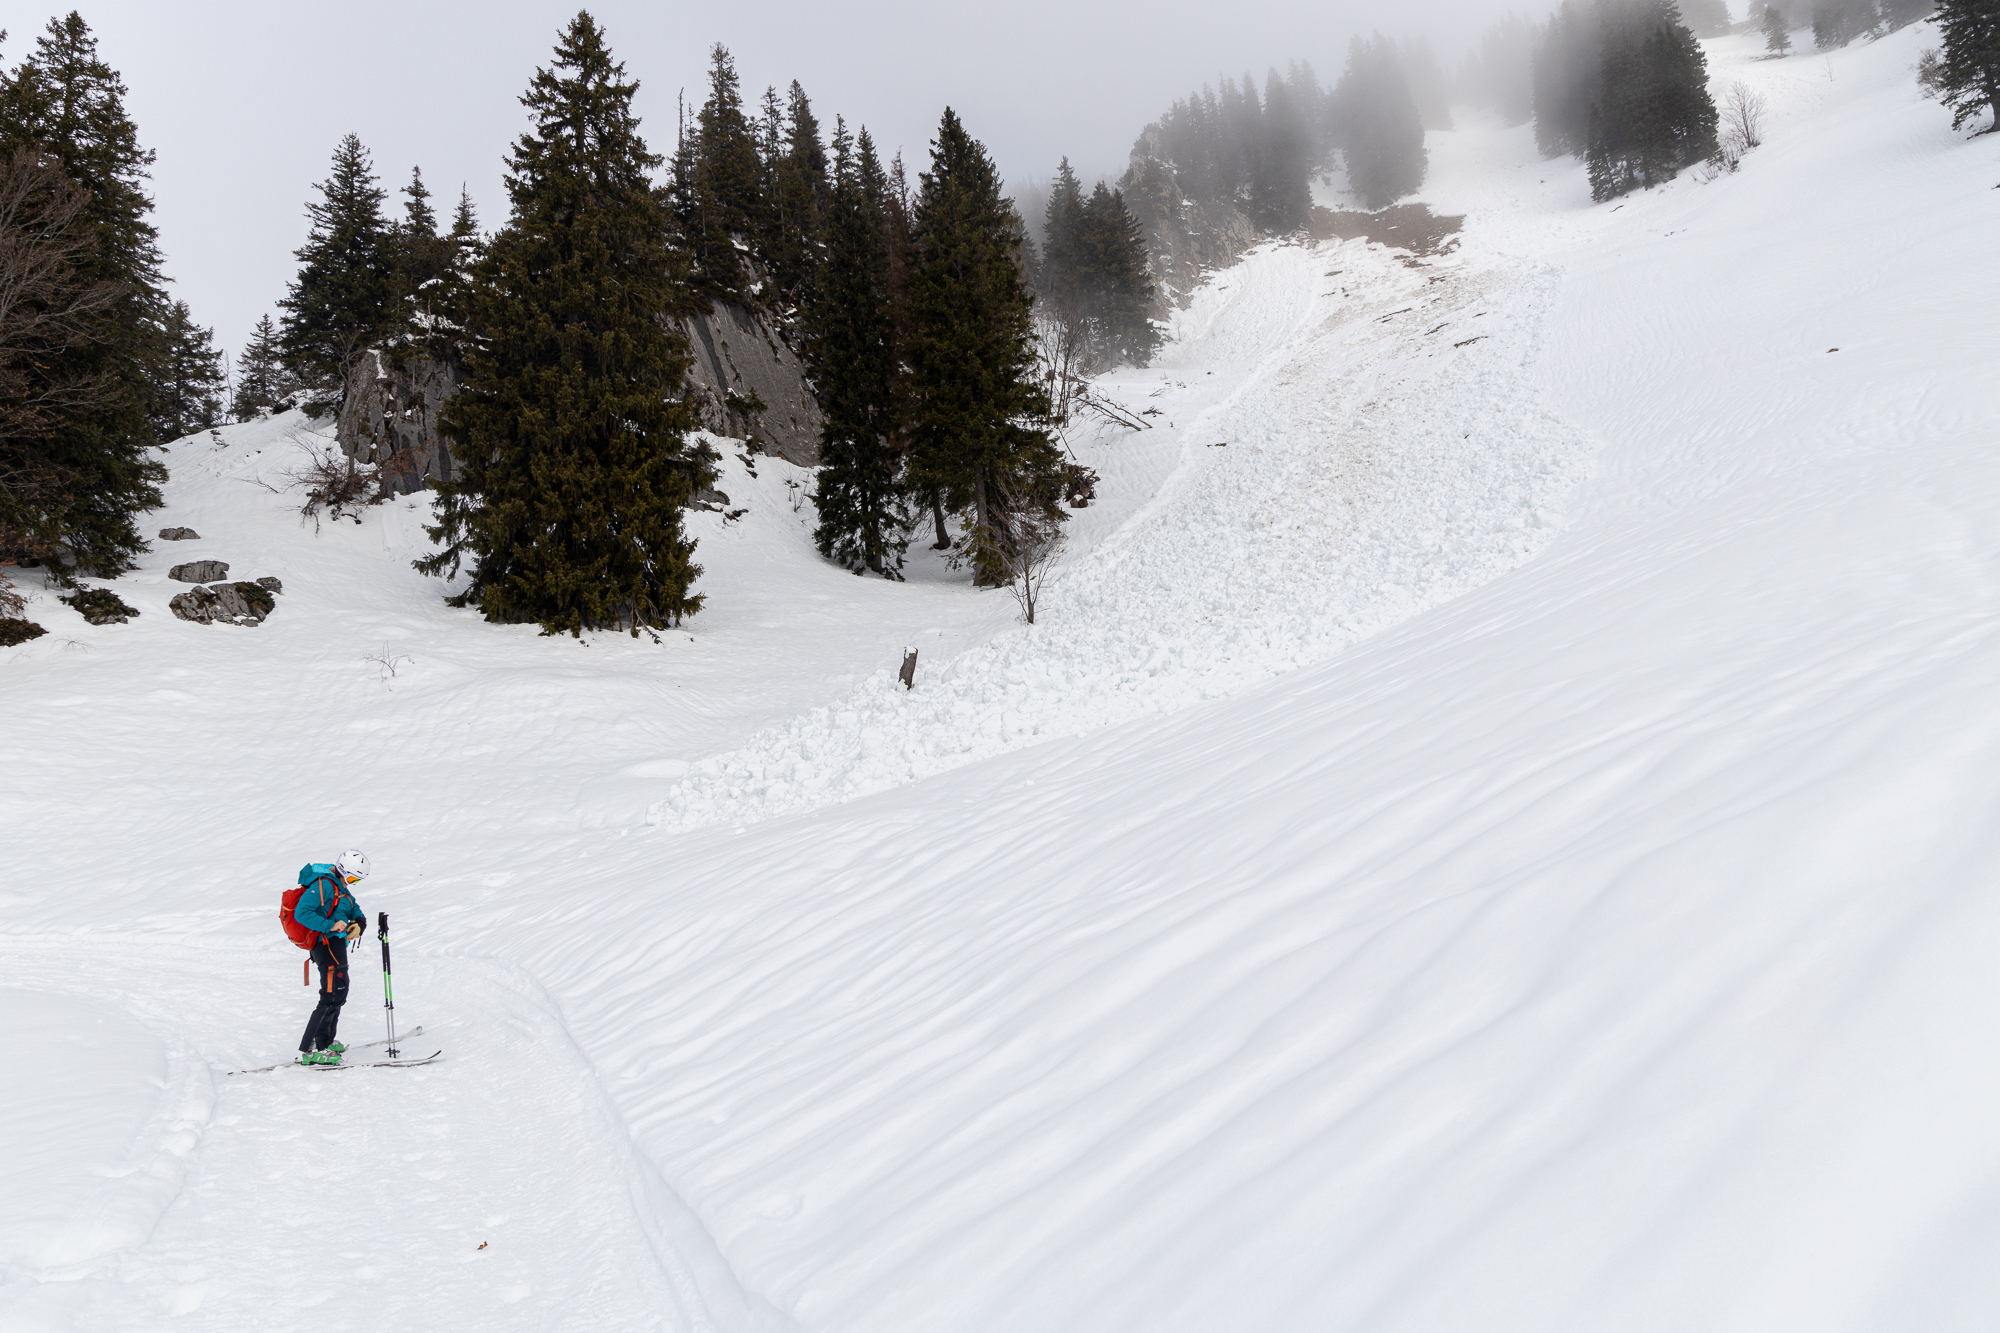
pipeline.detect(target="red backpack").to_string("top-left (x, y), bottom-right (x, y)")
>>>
top-left (280, 886), bottom-right (323, 950)
top-left (281, 864), bottom-right (344, 950)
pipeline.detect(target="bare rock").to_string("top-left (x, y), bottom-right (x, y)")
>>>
top-left (1120, 145), bottom-right (1259, 314)
top-left (336, 349), bottom-right (464, 497)
top-left (680, 302), bottom-right (822, 465)
top-left (169, 581), bottom-right (275, 627)
top-left (255, 576), bottom-right (283, 594)
top-left (169, 560), bottom-right (229, 583)
top-left (159, 527), bottom-right (200, 540)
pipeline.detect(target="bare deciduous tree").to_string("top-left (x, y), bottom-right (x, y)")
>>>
top-left (284, 429), bottom-right (377, 530)
top-left (0, 148), bottom-right (126, 561)
top-left (994, 475), bottom-right (1067, 625)
top-left (1724, 82), bottom-right (1769, 151)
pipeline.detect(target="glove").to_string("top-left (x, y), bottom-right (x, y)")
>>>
top-left (343, 920), bottom-right (365, 941)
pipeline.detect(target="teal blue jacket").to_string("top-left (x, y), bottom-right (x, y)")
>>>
top-left (294, 864), bottom-right (365, 939)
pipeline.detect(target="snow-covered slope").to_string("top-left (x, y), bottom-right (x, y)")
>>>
top-left (5, 23), bottom-right (1999, 1331)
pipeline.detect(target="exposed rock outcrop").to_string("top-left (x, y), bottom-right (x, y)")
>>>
top-left (1119, 147), bottom-right (1260, 314)
top-left (158, 527), bottom-right (199, 540)
top-left (332, 303), bottom-right (823, 484)
top-left (170, 581), bottom-right (275, 627)
top-left (680, 302), bottom-right (821, 465)
top-left (169, 560), bottom-right (229, 583)
top-left (336, 350), bottom-right (462, 497)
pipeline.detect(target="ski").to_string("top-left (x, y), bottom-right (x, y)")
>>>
top-left (310, 1050), bottom-right (443, 1071)
top-left (223, 1026), bottom-right (425, 1076)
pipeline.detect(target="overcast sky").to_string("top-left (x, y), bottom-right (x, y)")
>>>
top-left (11, 0), bottom-right (1518, 367)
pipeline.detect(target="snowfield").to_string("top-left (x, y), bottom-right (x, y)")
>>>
top-left (5, 24), bottom-right (2000, 1331)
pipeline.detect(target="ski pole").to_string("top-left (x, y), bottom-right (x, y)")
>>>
top-left (378, 911), bottom-right (399, 1059)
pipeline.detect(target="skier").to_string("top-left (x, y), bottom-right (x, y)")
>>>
top-left (294, 850), bottom-right (369, 1065)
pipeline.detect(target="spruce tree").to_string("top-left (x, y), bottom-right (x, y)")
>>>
top-left (1040, 158), bottom-right (1086, 304)
top-left (0, 13), bottom-right (167, 577)
top-left (1763, 3), bottom-right (1796, 51)
top-left (678, 44), bottom-right (761, 306)
top-left (1337, 35), bottom-right (1428, 209)
top-left (278, 133), bottom-right (397, 407)
top-left (395, 166), bottom-right (456, 303)
top-left (1936, 0), bottom-right (2000, 131)
top-left (417, 13), bottom-right (707, 636)
top-left (1533, 1), bottom-right (1599, 157)
top-left (1078, 183), bottom-right (1160, 366)
top-left (1255, 68), bottom-right (1315, 230)
top-left (153, 301), bottom-right (225, 439)
top-left (905, 108), bottom-right (1063, 587)
top-left (1587, 0), bottom-right (1719, 199)
top-left (231, 314), bottom-right (291, 418)
top-left (754, 80), bottom-right (829, 305)
top-left (811, 120), bottom-right (906, 577)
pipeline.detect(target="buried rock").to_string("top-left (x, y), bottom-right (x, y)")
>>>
top-left (255, 576), bottom-right (282, 594)
top-left (169, 559), bottom-right (228, 583)
top-left (61, 588), bottom-right (139, 625)
top-left (159, 527), bottom-right (200, 540)
top-left (169, 581), bottom-right (276, 626)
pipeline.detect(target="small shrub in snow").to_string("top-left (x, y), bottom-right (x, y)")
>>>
top-left (0, 617), bottom-right (45, 646)
top-left (1723, 83), bottom-right (1770, 149)
top-left (1916, 47), bottom-right (1948, 96)
top-left (287, 436), bottom-right (377, 528)
top-left (60, 588), bottom-right (137, 624)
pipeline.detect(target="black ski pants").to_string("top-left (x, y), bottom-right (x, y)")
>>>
top-left (299, 936), bottom-right (350, 1052)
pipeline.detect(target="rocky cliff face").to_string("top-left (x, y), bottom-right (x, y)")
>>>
top-left (334, 301), bottom-right (821, 483)
top-left (335, 350), bottom-right (462, 496)
top-left (680, 301), bottom-right (821, 466)
top-left (1119, 143), bottom-right (1260, 315)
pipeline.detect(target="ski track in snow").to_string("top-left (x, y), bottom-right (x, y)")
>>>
top-left (646, 241), bottom-right (1594, 834)
top-left (0, 940), bottom-right (790, 1331)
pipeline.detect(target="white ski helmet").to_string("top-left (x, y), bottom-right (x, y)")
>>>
top-left (335, 849), bottom-right (370, 884)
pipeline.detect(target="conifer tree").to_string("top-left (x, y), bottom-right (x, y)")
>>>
top-left (1336, 35), bottom-right (1429, 209)
top-left (811, 120), bottom-right (906, 576)
top-left (1763, 3), bottom-right (1796, 52)
top-left (152, 301), bottom-right (225, 439)
top-left (1585, 0), bottom-right (1719, 200)
top-left (1077, 183), bottom-right (1160, 365)
top-left (1936, 0), bottom-right (2000, 131)
top-left (905, 109), bottom-right (1063, 587)
top-left (395, 166), bottom-right (455, 301)
top-left (231, 314), bottom-right (292, 419)
top-left (278, 133), bottom-right (396, 406)
top-left (1533, 0), bottom-right (1602, 156)
top-left (0, 13), bottom-right (167, 577)
top-left (1255, 68), bottom-right (1315, 230)
top-left (677, 44), bottom-right (762, 306)
top-left (1040, 158), bottom-right (1086, 304)
top-left (754, 81), bottom-right (829, 304)
top-left (418, 13), bottom-right (708, 635)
